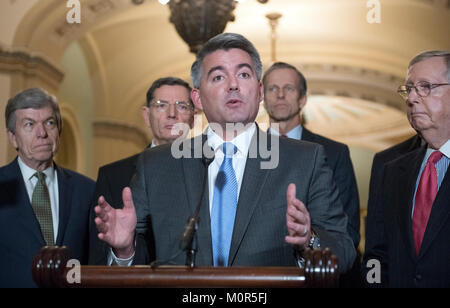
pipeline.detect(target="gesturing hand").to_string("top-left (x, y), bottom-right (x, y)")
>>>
top-left (94, 187), bottom-right (137, 258)
top-left (285, 183), bottom-right (311, 250)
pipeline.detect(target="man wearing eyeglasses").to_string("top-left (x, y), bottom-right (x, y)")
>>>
top-left (88, 77), bottom-right (195, 265)
top-left (363, 50), bottom-right (450, 287)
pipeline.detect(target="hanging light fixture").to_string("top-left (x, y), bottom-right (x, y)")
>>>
top-left (133, 0), bottom-right (269, 54)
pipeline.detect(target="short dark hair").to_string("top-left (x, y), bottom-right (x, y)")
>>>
top-left (262, 62), bottom-right (308, 98)
top-left (5, 88), bottom-right (62, 134)
top-left (408, 50), bottom-right (450, 81)
top-left (190, 33), bottom-right (262, 88)
top-left (146, 77), bottom-right (193, 107)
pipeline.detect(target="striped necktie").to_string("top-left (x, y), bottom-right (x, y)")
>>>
top-left (211, 143), bottom-right (238, 266)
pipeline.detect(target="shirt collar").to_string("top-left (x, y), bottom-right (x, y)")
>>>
top-left (206, 123), bottom-right (256, 157)
top-left (269, 124), bottom-right (303, 140)
top-left (438, 139), bottom-right (450, 159)
top-left (17, 156), bottom-right (55, 183)
top-left (423, 139), bottom-right (450, 162)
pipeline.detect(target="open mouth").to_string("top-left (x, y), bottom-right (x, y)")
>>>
top-left (226, 99), bottom-right (243, 107)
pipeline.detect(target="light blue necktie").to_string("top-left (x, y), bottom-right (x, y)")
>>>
top-left (211, 143), bottom-right (238, 266)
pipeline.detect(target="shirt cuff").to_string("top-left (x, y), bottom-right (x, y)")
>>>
top-left (107, 247), bottom-right (135, 266)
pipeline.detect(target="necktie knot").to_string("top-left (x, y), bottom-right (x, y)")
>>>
top-left (222, 142), bottom-right (237, 158)
top-left (34, 171), bottom-right (46, 183)
top-left (428, 150), bottom-right (443, 165)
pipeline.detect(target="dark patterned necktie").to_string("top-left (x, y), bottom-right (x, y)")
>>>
top-left (31, 172), bottom-right (55, 246)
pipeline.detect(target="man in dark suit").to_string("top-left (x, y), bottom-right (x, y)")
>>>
top-left (364, 134), bottom-right (422, 282)
top-left (262, 62), bottom-right (361, 287)
top-left (363, 50), bottom-right (450, 287)
top-left (94, 33), bottom-right (356, 272)
top-left (262, 61), bottom-right (360, 249)
top-left (88, 77), bottom-right (195, 265)
top-left (0, 88), bottom-right (95, 287)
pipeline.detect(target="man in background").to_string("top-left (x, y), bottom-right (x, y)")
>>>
top-left (363, 50), bottom-right (450, 287)
top-left (0, 88), bottom-right (95, 287)
top-left (89, 77), bottom-right (195, 265)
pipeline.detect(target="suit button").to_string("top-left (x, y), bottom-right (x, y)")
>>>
top-left (414, 274), bottom-right (422, 286)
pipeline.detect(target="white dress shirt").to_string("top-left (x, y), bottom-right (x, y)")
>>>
top-left (268, 124), bottom-right (303, 140)
top-left (17, 157), bottom-right (59, 242)
top-left (109, 126), bottom-right (257, 266)
top-left (206, 123), bottom-right (256, 214)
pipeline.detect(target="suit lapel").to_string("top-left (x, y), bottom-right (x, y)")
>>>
top-left (181, 134), bottom-right (213, 264)
top-left (228, 129), bottom-right (271, 265)
top-left (419, 165), bottom-right (450, 257)
top-left (55, 165), bottom-right (72, 245)
top-left (395, 147), bottom-right (426, 259)
top-left (300, 127), bottom-right (315, 142)
top-left (4, 159), bottom-right (46, 245)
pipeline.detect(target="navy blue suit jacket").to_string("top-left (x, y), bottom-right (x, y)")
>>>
top-left (0, 158), bottom-right (95, 288)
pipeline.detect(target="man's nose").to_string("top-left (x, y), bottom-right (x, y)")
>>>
top-left (277, 88), bottom-right (285, 99)
top-left (36, 123), bottom-right (48, 138)
top-left (167, 103), bottom-right (177, 118)
top-left (228, 76), bottom-right (239, 92)
top-left (406, 86), bottom-right (421, 105)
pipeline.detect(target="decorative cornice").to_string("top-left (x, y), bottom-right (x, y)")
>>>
top-left (413, 0), bottom-right (450, 9)
top-left (0, 47), bottom-right (64, 84)
top-left (297, 62), bottom-right (405, 110)
top-left (93, 118), bottom-right (150, 147)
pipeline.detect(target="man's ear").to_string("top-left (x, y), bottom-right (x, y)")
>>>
top-left (259, 81), bottom-right (264, 103)
top-left (299, 95), bottom-right (307, 110)
top-left (141, 106), bottom-right (151, 128)
top-left (191, 88), bottom-right (203, 111)
top-left (7, 130), bottom-right (18, 151)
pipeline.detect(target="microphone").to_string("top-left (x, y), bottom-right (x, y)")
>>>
top-left (179, 151), bottom-right (214, 266)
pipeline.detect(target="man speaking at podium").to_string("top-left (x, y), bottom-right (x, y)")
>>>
top-left (94, 33), bottom-right (355, 273)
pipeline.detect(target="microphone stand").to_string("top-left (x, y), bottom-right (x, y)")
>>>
top-left (180, 154), bottom-right (214, 268)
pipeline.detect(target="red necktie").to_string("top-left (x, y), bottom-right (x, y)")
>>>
top-left (412, 150), bottom-right (443, 254)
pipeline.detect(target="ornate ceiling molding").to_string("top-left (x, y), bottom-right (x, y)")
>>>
top-left (296, 62), bottom-right (406, 111)
top-left (413, 0), bottom-right (450, 9)
top-left (0, 46), bottom-right (64, 88)
top-left (93, 118), bottom-right (150, 147)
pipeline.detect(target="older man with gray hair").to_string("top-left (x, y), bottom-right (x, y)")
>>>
top-left (363, 50), bottom-right (450, 287)
top-left (0, 88), bottom-right (95, 287)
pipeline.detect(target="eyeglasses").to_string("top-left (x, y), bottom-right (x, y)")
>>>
top-left (397, 81), bottom-right (450, 100)
top-left (150, 100), bottom-right (194, 114)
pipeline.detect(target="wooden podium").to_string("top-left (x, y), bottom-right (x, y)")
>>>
top-left (32, 246), bottom-right (339, 288)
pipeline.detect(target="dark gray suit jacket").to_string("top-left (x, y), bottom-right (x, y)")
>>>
top-left (301, 128), bottom-right (360, 248)
top-left (130, 128), bottom-right (356, 272)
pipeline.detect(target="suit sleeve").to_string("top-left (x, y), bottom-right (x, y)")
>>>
top-left (129, 152), bottom-right (154, 265)
top-left (333, 145), bottom-right (360, 247)
top-left (306, 145), bottom-right (356, 273)
top-left (362, 155), bottom-right (389, 287)
top-left (88, 167), bottom-right (113, 265)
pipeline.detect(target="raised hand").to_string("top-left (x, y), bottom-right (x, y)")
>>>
top-left (94, 187), bottom-right (137, 258)
top-left (285, 183), bottom-right (311, 249)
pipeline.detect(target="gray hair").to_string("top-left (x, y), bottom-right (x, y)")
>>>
top-left (5, 88), bottom-right (62, 134)
top-left (262, 62), bottom-right (308, 98)
top-left (190, 33), bottom-right (263, 88)
top-left (408, 50), bottom-right (450, 81)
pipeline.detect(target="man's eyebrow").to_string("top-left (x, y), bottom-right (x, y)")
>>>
top-left (237, 63), bottom-right (254, 72)
top-left (206, 63), bottom-right (255, 79)
top-left (206, 65), bottom-right (225, 79)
